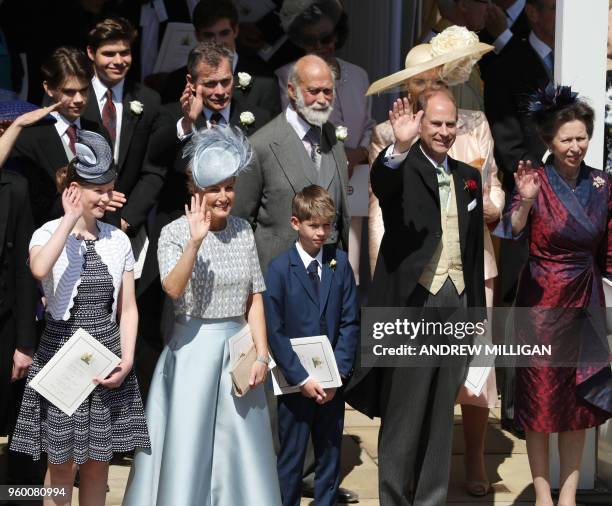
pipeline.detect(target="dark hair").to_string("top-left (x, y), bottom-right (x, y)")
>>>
top-left (292, 185), bottom-right (336, 222)
top-left (534, 100), bottom-right (595, 143)
top-left (41, 47), bottom-right (94, 89)
top-left (288, 2), bottom-right (349, 51)
top-left (187, 41), bottom-right (234, 76)
top-left (88, 17), bottom-right (137, 51)
top-left (193, 0), bottom-right (238, 32)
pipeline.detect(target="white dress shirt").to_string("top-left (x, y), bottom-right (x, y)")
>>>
top-left (294, 240), bottom-right (323, 387)
top-left (51, 112), bottom-right (82, 159)
top-left (176, 105), bottom-right (231, 139)
top-left (382, 143), bottom-right (449, 174)
top-left (528, 31), bottom-right (553, 62)
top-left (91, 75), bottom-right (124, 163)
top-left (493, 0), bottom-right (526, 54)
top-left (285, 106), bottom-right (317, 156)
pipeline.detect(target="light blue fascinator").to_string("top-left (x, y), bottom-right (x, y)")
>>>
top-left (183, 125), bottom-right (253, 190)
top-left (73, 130), bottom-right (116, 185)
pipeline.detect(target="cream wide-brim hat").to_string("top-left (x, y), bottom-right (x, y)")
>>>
top-left (366, 40), bottom-right (493, 96)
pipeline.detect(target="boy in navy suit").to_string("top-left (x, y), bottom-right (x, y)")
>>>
top-left (264, 185), bottom-right (359, 506)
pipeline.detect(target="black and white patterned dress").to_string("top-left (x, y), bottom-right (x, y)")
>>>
top-left (11, 239), bottom-right (150, 464)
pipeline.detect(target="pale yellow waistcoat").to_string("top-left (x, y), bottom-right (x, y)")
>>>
top-left (418, 176), bottom-right (465, 295)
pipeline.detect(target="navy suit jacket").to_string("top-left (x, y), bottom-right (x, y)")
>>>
top-left (264, 244), bottom-right (359, 386)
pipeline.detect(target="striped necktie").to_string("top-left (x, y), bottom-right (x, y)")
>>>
top-left (66, 124), bottom-right (77, 155)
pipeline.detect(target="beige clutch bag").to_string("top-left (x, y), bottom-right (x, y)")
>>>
top-left (230, 344), bottom-right (257, 397)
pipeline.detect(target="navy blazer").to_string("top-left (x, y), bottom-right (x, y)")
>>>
top-left (264, 244), bottom-right (359, 386)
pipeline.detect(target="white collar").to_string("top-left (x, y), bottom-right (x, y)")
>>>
top-left (204, 106), bottom-right (231, 124)
top-left (51, 111), bottom-right (81, 136)
top-left (419, 144), bottom-right (449, 173)
top-left (92, 75), bottom-right (125, 102)
top-left (295, 240), bottom-right (323, 271)
top-left (506, 0), bottom-right (525, 23)
top-left (285, 106), bottom-right (318, 140)
top-left (529, 31), bottom-right (553, 61)
top-left (232, 51), bottom-right (238, 73)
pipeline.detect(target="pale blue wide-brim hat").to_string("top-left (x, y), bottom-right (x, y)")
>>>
top-left (183, 125), bottom-right (253, 190)
top-left (73, 130), bottom-right (116, 185)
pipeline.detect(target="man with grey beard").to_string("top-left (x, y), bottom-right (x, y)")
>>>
top-left (233, 54), bottom-right (350, 275)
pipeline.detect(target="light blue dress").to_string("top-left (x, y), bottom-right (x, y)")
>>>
top-left (123, 216), bottom-right (281, 506)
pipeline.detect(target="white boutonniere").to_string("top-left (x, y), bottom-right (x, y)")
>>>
top-left (129, 100), bottom-right (144, 115)
top-left (236, 72), bottom-right (253, 91)
top-left (329, 259), bottom-right (337, 271)
top-left (240, 111), bottom-right (255, 127)
top-left (335, 125), bottom-right (348, 141)
top-left (593, 175), bottom-right (605, 188)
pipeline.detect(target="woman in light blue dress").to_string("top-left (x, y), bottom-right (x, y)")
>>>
top-left (123, 126), bottom-right (281, 506)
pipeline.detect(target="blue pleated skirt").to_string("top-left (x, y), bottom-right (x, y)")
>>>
top-left (122, 316), bottom-right (281, 506)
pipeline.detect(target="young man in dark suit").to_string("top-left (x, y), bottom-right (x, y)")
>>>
top-left (85, 16), bottom-right (168, 235)
top-left (264, 185), bottom-right (359, 506)
top-left (160, 0), bottom-right (281, 115)
top-left (9, 47), bottom-right (103, 228)
top-left (347, 90), bottom-right (485, 506)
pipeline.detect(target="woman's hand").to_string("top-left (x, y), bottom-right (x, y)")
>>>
top-left (62, 186), bottom-right (83, 219)
top-left (185, 193), bottom-right (212, 244)
top-left (11, 347), bottom-right (33, 382)
top-left (249, 361), bottom-right (268, 388)
top-left (389, 97), bottom-right (423, 154)
top-left (482, 183), bottom-right (501, 223)
top-left (96, 360), bottom-right (133, 389)
top-left (514, 160), bottom-right (541, 200)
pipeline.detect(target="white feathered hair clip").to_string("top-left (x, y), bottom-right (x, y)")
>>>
top-left (182, 125), bottom-right (253, 190)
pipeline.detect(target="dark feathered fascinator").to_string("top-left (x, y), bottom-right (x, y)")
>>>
top-left (527, 84), bottom-right (579, 123)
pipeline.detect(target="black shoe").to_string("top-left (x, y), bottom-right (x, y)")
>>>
top-left (301, 484), bottom-right (359, 503)
top-left (500, 418), bottom-right (525, 440)
top-left (338, 487), bottom-right (359, 503)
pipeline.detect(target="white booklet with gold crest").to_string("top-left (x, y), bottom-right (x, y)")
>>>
top-left (271, 335), bottom-right (342, 395)
top-left (29, 328), bottom-right (121, 416)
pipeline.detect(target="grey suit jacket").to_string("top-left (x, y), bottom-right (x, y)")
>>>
top-left (232, 112), bottom-right (350, 273)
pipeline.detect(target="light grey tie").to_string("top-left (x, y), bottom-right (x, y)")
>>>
top-left (436, 164), bottom-right (451, 210)
top-left (305, 127), bottom-right (321, 169)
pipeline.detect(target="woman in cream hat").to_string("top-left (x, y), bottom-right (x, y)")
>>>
top-left (367, 26), bottom-right (503, 497)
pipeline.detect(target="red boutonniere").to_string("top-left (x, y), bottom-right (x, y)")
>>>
top-left (464, 178), bottom-right (478, 197)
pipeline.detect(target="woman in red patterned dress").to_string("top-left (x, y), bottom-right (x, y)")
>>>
top-left (497, 86), bottom-right (612, 506)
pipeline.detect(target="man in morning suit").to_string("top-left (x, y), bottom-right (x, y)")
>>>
top-left (153, 40), bottom-right (272, 228)
top-left (84, 17), bottom-right (167, 236)
top-left (346, 90), bottom-right (485, 506)
top-left (83, 17), bottom-right (169, 401)
top-left (232, 54), bottom-right (350, 275)
top-left (264, 186), bottom-right (359, 506)
top-left (159, 0), bottom-right (280, 115)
